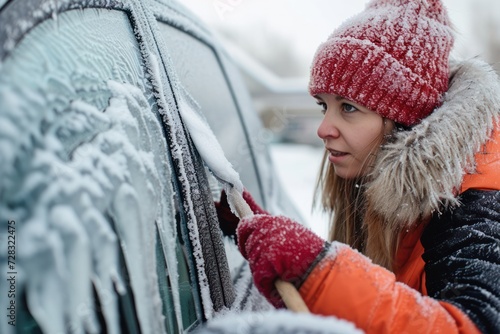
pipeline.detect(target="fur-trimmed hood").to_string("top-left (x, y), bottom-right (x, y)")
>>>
top-left (366, 59), bottom-right (500, 227)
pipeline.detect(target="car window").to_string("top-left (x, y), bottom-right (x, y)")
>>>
top-left (156, 23), bottom-right (264, 207)
top-left (0, 7), bottom-right (201, 333)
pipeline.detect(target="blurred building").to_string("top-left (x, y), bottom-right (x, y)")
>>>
top-left (219, 38), bottom-right (322, 146)
top-left (470, 1), bottom-right (500, 73)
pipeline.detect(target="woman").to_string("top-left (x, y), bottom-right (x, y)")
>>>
top-left (218, 0), bottom-right (500, 332)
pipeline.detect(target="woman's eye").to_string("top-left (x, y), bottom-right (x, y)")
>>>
top-left (316, 101), bottom-right (327, 114)
top-left (342, 103), bottom-right (358, 113)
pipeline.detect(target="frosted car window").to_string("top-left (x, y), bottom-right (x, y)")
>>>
top-left (0, 8), bottom-right (199, 333)
top-left (156, 23), bottom-right (262, 204)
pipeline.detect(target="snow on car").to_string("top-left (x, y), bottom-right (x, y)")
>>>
top-left (0, 0), bottom-right (359, 333)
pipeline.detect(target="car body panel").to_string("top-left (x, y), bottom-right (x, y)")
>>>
top-left (0, 0), bottom-right (302, 333)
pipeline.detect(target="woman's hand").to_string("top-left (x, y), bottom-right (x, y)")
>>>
top-left (214, 189), bottom-right (267, 241)
top-left (237, 214), bottom-right (327, 308)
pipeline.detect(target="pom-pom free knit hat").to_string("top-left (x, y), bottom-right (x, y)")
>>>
top-left (309, 0), bottom-right (454, 126)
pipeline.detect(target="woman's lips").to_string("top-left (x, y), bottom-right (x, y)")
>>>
top-left (329, 150), bottom-right (347, 157)
top-left (327, 148), bottom-right (348, 163)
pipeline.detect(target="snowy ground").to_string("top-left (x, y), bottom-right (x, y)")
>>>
top-left (269, 143), bottom-right (329, 238)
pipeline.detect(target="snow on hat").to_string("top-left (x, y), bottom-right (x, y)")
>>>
top-left (309, 0), bottom-right (454, 126)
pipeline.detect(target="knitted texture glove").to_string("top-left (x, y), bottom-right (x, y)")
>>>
top-left (237, 214), bottom-right (326, 308)
top-left (215, 189), bottom-right (267, 239)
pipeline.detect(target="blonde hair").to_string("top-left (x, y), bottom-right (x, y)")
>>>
top-left (314, 120), bottom-right (399, 270)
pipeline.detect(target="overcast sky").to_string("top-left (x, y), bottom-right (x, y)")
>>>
top-left (183, 0), bottom-right (500, 78)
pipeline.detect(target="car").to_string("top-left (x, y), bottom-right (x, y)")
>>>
top-left (0, 0), bottom-right (307, 333)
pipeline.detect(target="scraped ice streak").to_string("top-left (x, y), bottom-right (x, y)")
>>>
top-left (175, 84), bottom-right (247, 217)
top-left (176, 88), bottom-right (243, 192)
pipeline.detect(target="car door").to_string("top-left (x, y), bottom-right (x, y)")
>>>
top-left (0, 0), bottom-right (234, 332)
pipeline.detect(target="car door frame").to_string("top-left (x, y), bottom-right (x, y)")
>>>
top-left (0, 0), bottom-right (235, 331)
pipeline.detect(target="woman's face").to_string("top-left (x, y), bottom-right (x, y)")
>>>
top-left (316, 93), bottom-right (394, 179)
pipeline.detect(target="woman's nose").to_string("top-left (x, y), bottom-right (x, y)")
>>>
top-left (317, 112), bottom-right (340, 140)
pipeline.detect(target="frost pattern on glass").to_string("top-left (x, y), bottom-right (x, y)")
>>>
top-left (0, 8), bottom-right (180, 334)
top-left (153, 14), bottom-right (304, 224)
top-left (176, 86), bottom-right (243, 194)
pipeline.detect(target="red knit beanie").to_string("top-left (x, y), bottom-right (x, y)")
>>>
top-left (309, 0), bottom-right (454, 126)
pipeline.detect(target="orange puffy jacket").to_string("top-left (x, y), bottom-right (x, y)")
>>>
top-left (299, 130), bottom-right (500, 333)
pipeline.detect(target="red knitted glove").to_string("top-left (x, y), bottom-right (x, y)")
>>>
top-left (237, 214), bottom-right (326, 308)
top-left (214, 189), bottom-right (267, 239)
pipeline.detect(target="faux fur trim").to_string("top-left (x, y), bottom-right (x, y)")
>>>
top-left (366, 59), bottom-right (500, 227)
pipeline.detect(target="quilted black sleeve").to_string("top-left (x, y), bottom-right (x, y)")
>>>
top-left (421, 189), bottom-right (500, 333)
